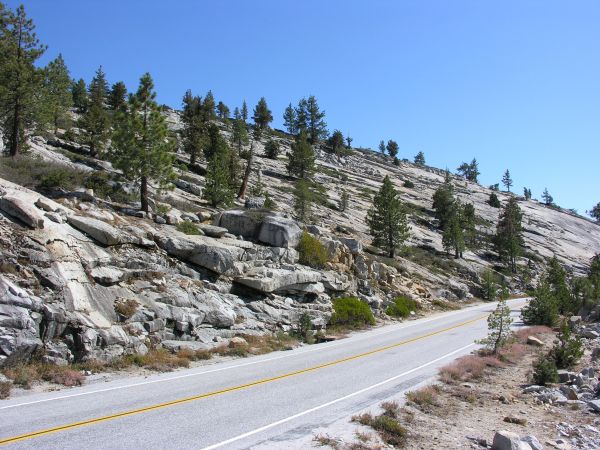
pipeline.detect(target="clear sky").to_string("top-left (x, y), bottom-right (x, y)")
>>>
top-left (7, 1), bottom-right (600, 215)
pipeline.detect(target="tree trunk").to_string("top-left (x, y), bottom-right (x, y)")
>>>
top-left (140, 176), bottom-right (149, 213)
top-left (9, 100), bottom-right (20, 157)
top-left (237, 144), bottom-right (253, 199)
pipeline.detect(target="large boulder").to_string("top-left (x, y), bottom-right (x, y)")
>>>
top-left (68, 215), bottom-right (129, 246)
top-left (258, 215), bottom-right (302, 248)
top-left (217, 210), bottom-right (301, 249)
top-left (0, 195), bottom-right (45, 229)
top-left (235, 267), bottom-right (322, 293)
top-left (492, 431), bottom-right (532, 450)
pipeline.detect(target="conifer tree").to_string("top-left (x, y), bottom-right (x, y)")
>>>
top-left (293, 179), bottom-right (313, 222)
top-left (283, 103), bottom-right (297, 134)
top-left (241, 100), bottom-right (248, 122)
top-left (432, 178), bottom-right (454, 229)
top-left (287, 131), bottom-right (315, 179)
top-left (327, 129), bottom-right (345, 156)
top-left (523, 187), bottom-right (532, 200)
top-left (367, 176), bottom-right (410, 257)
top-left (481, 269), bottom-right (499, 301)
top-left (180, 89), bottom-right (204, 166)
top-left (442, 202), bottom-right (465, 258)
top-left (345, 135), bottom-right (353, 149)
top-left (479, 299), bottom-right (513, 354)
top-left (590, 202), bottom-right (600, 222)
top-left (456, 158), bottom-right (480, 182)
top-left (111, 73), bottom-right (176, 213)
top-left (378, 140), bottom-right (385, 154)
top-left (80, 66), bottom-right (110, 156)
top-left (0, 4), bottom-right (46, 156)
top-left (461, 202), bottom-right (478, 249)
top-left (202, 90), bottom-right (216, 122)
top-left (305, 95), bottom-right (327, 144)
top-left (216, 101), bottom-right (229, 119)
top-left (233, 106), bottom-right (241, 120)
top-left (38, 54), bottom-right (72, 133)
top-left (414, 151), bottom-right (425, 166)
top-left (295, 98), bottom-right (308, 133)
top-left (488, 192), bottom-right (501, 208)
top-left (542, 188), bottom-right (553, 206)
top-left (204, 144), bottom-right (234, 208)
top-left (252, 97), bottom-right (272, 131)
top-left (108, 81), bottom-right (127, 111)
top-left (263, 139), bottom-right (280, 159)
top-left (547, 256), bottom-right (575, 314)
top-left (494, 197), bottom-right (524, 273)
top-left (521, 278), bottom-right (559, 326)
top-left (71, 78), bottom-right (87, 112)
top-left (231, 117), bottom-right (249, 153)
top-left (502, 169), bottom-right (513, 192)
top-left (339, 189), bottom-right (349, 212)
top-left (386, 139), bottom-right (399, 158)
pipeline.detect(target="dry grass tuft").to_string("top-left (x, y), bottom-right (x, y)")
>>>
top-left (513, 326), bottom-right (553, 343)
top-left (0, 381), bottom-right (11, 399)
top-left (499, 343), bottom-right (528, 364)
top-left (439, 355), bottom-right (504, 384)
top-left (405, 385), bottom-right (441, 412)
top-left (3, 363), bottom-right (85, 389)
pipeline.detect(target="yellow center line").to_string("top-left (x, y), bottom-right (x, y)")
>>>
top-left (0, 313), bottom-right (489, 446)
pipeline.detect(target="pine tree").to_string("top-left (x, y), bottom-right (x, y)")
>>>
top-left (547, 256), bottom-right (575, 314)
top-left (108, 81), bottom-right (127, 111)
top-left (204, 143), bottom-right (234, 208)
top-left (367, 175), bottom-right (410, 257)
top-left (432, 178), bottom-right (454, 229)
top-left (481, 269), bottom-right (499, 301)
top-left (283, 103), bottom-right (297, 134)
top-left (327, 129), bottom-right (345, 156)
top-left (442, 201), bottom-right (465, 258)
top-left (414, 151), bottom-right (425, 166)
top-left (542, 188), bottom-right (553, 206)
top-left (71, 78), bottom-right (87, 112)
top-left (494, 197), bottom-right (524, 273)
top-left (345, 135), bottom-right (353, 149)
top-left (461, 203), bottom-right (478, 249)
top-left (378, 140), bottom-right (386, 154)
top-left (456, 158), bottom-right (480, 182)
top-left (287, 131), bottom-right (315, 179)
top-left (231, 117), bottom-right (249, 155)
top-left (502, 169), bottom-right (513, 192)
top-left (386, 140), bottom-right (399, 158)
top-left (216, 101), bottom-right (229, 119)
top-left (521, 278), bottom-right (559, 326)
top-left (479, 299), bottom-right (513, 354)
top-left (181, 89), bottom-right (205, 166)
top-left (233, 106), bottom-right (241, 120)
top-left (488, 192), bottom-right (501, 208)
top-left (0, 4), bottom-right (46, 156)
top-left (80, 66), bottom-right (110, 156)
top-left (305, 95), bottom-right (327, 144)
top-left (264, 139), bottom-right (280, 159)
top-left (38, 53), bottom-right (72, 133)
top-left (110, 73), bottom-right (176, 213)
top-left (590, 202), bottom-right (600, 222)
top-left (202, 90), bottom-right (216, 122)
top-left (293, 179), bottom-right (313, 222)
top-left (241, 100), bottom-right (248, 122)
top-left (523, 187), bottom-right (532, 200)
top-left (252, 97), bottom-right (272, 131)
top-left (295, 98), bottom-right (308, 133)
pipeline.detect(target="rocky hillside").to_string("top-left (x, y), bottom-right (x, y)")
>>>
top-left (0, 112), bottom-right (599, 367)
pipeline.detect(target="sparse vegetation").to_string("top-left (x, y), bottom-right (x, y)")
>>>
top-left (386, 296), bottom-right (418, 318)
top-left (176, 220), bottom-right (201, 235)
top-left (2, 363), bottom-right (85, 389)
top-left (439, 354), bottom-right (503, 384)
top-left (532, 355), bottom-right (558, 386)
top-left (114, 299), bottom-right (138, 319)
top-left (0, 381), bottom-right (12, 399)
top-left (405, 385), bottom-right (440, 412)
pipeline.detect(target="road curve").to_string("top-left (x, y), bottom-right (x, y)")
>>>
top-left (0, 299), bottom-right (526, 449)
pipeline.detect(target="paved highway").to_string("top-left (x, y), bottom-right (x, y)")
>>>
top-left (0, 299), bottom-right (526, 449)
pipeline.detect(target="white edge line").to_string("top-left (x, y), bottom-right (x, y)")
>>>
top-left (200, 342), bottom-right (476, 450)
top-left (0, 299), bottom-right (524, 410)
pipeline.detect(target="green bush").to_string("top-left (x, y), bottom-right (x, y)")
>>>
top-left (550, 321), bottom-right (583, 369)
top-left (386, 296), bottom-right (418, 318)
top-left (330, 297), bottom-right (375, 328)
top-left (521, 280), bottom-right (559, 326)
top-left (403, 179), bottom-right (415, 188)
top-left (488, 192), bottom-right (501, 208)
top-left (297, 231), bottom-right (328, 269)
top-left (176, 220), bottom-right (201, 235)
top-left (532, 355), bottom-right (558, 386)
top-left (264, 139), bottom-right (280, 159)
top-left (38, 167), bottom-right (84, 191)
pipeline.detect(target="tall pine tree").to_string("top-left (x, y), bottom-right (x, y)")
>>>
top-left (79, 66), bottom-right (110, 156)
top-left (287, 131), bottom-right (315, 179)
top-left (367, 176), bottom-right (410, 257)
top-left (111, 73), bottom-right (176, 213)
top-left (0, 4), bottom-right (46, 156)
top-left (38, 53), bottom-right (72, 133)
top-left (494, 197), bottom-right (524, 273)
top-left (108, 81), bottom-right (127, 111)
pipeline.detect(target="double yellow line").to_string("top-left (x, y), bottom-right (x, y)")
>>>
top-left (0, 313), bottom-right (487, 446)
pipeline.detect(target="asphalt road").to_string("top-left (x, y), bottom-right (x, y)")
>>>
top-left (0, 299), bottom-right (526, 449)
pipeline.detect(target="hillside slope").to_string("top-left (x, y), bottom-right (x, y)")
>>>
top-left (0, 113), bottom-right (598, 367)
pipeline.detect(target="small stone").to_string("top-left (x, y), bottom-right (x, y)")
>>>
top-left (504, 416), bottom-right (527, 426)
top-left (526, 336), bottom-right (544, 347)
top-left (154, 215), bottom-right (166, 224)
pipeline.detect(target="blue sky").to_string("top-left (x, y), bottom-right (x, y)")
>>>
top-left (9, 1), bottom-right (600, 215)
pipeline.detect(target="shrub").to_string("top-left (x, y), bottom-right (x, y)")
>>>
top-left (329, 297), bottom-right (375, 329)
top-left (297, 231), bottom-right (328, 269)
top-left (176, 220), bottom-right (201, 235)
top-left (264, 139), bottom-right (280, 159)
top-left (532, 355), bottom-right (558, 385)
top-left (439, 355), bottom-right (503, 383)
top-left (38, 167), bottom-right (84, 191)
top-left (0, 381), bottom-right (11, 399)
top-left (352, 411), bottom-right (407, 447)
top-left (114, 299), bottom-right (138, 319)
top-left (521, 280), bottom-right (559, 326)
top-left (122, 348), bottom-right (190, 371)
top-left (403, 180), bottom-right (415, 188)
top-left (386, 296), bottom-right (418, 318)
top-left (405, 385), bottom-right (440, 412)
top-left (550, 321), bottom-right (583, 369)
top-left (2, 363), bottom-right (85, 388)
top-left (488, 192), bottom-right (501, 208)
